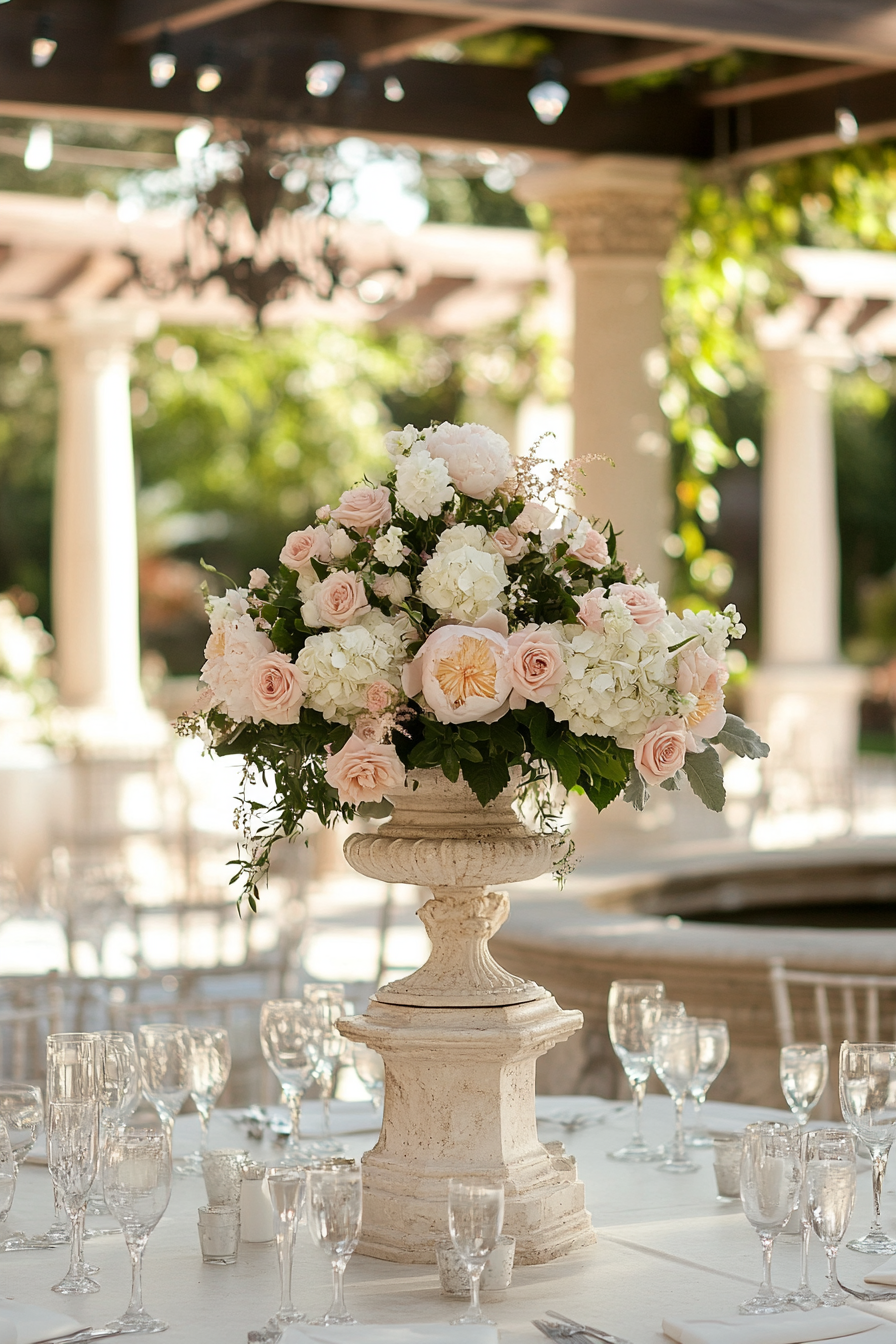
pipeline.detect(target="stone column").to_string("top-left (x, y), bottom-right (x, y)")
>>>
top-left (516, 156), bottom-right (682, 587)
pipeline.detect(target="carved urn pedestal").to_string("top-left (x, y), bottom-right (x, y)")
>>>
top-left (337, 769), bottom-right (595, 1265)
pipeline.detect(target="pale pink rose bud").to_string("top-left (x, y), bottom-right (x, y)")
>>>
top-left (575, 588), bottom-right (605, 632)
top-left (316, 505), bottom-right (331, 521)
top-left (352, 714), bottom-right (384, 743)
top-left (280, 525), bottom-right (331, 572)
top-left (505, 625), bottom-right (566, 710)
top-left (512, 500), bottom-right (556, 535)
top-left (634, 717), bottom-right (688, 786)
top-left (366, 680), bottom-right (397, 714)
top-left (329, 528), bottom-right (356, 559)
top-left (568, 527), bottom-right (610, 568)
top-left (331, 485), bottom-right (392, 533)
top-left (489, 527), bottom-right (528, 562)
top-left (324, 735), bottom-right (406, 805)
top-left (249, 569), bottom-right (270, 589)
top-left (249, 653), bottom-right (306, 725)
top-left (609, 582), bottom-right (666, 631)
top-left (315, 572), bottom-right (371, 628)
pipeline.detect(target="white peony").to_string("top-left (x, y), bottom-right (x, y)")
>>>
top-left (201, 613), bottom-right (273, 722)
top-left (426, 422), bottom-right (512, 501)
top-left (418, 539), bottom-right (508, 622)
top-left (384, 423), bottom-right (422, 460)
top-left (206, 588), bottom-right (250, 636)
top-left (372, 526), bottom-right (406, 567)
top-left (296, 611), bottom-right (410, 724)
top-left (394, 448), bottom-right (454, 519)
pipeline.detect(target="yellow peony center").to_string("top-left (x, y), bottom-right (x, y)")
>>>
top-left (684, 687), bottom-right (721, 727)
top-left (434, 636), bottom-right (497, 709)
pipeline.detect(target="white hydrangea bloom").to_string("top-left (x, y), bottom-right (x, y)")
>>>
top-left (434, 523), bottom-right (488, 554)
top-left (418, 541), bottom-right (508, 622)
top-left (296, 611), bottom-right (410, 724)
top-left (201, 613), bottom-right (273, 722)
top-left (372, 526), bottom-right (406, 566)
top-left (207, 588), bottom-right (250, 634)
top-left (394, 448), bottom-right (454, 519)
top-left (677, 605), bottom-right (744, 661)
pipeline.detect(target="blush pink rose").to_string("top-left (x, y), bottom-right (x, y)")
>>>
top-left (609, 582), bottom-right (666, 631)
top-left (575, 588), bottom-right (606, 633)
top-left (568, 528), bottom-right (610, 568)
top-left (280, 525), bottom-right (331, 572)
top-left (249, 653), bottom-right (307, 724)
top-left (249, 568), bottom-right (269, 589)
top-left (512, 500), bottom-right (555, 535)
top-left (490, 527), bottom-right (528, 562)
top-left (315, 572), bottom-right (371, 628)
top-left (324, 735), bottom-right (406, 805)
top-left (634, 716), bottom-right (688, 786)
top-left (676, 646), bottom-right (728, 741)
top-left (366, 680), bottom-right (397, 714)
top-left (506, 625), bottom-right (566, 709)
top-left (331, 485), bottom-right (392, 533)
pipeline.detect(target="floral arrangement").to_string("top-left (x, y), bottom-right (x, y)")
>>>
top-left (182, 421), bottom-right (768, 903)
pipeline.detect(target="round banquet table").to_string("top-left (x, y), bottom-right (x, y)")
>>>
top-left (9, 1096), bottom-right (896, 1344)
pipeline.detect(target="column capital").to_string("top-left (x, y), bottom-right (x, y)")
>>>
top-left (516, 154), bottom-right (683, 258)
top-left (28, 302), bottom-right (158, 354)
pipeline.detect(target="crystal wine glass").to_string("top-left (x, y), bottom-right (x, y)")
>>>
top-left (305, 985), bottom-right (346, 1147)
top-left (0, 1083), bottom-right (49, 1250)
top-left (260, 1001), bottom-right (318, 1160)
top-left (806, 1129), bottom-right (856, 1307)
top-left (89, 1031), bottom-right (140, 1215)
top-left (606, 980), bottom-right (665, 1162)
top-left (685, 1019), bottom-right (730, 1148)
top-left (46, 1033), bottom-right (100, 1284)
top-left (137, 1023), bottom-right (192, 1158)
top-left (652, 1015), bottom-right (700, 1175)
top-left (353, 1046), bottom-right (385, 1113)
top-left (447, 1177), bottom-right (504, 1327)
top-left (787, 1130), bottom-right (824, 1312)
top-left (175, 1027), bottom-right (231, 1176)
top-left (839, 1040), bottom-right (896, 1254)
top-left (780, 1044), bottom-right (829, 1126)
top-left (264, 1166), bottom-right (306, 1337)
top-left (739, 1121), bottom-right (801, 1315)
top-left (0, 1123), bottom-right (16, 1242)
top-left (103, 1128), bottom-right (172, 1334)
top-left (307, 1166), bottom-right (363, 1326)
top-left (47, 1099), bottom-right (100, 1294)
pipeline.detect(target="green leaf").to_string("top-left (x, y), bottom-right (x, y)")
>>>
top-left (454, 742), bottom-right (483, 763)
top-left (683, 745), bottom-right (726, 811)
top-left (624, 770), bottom-right (648, 811)
top-left (711, 713), bottom-right (770, 759)
top-left (270, 617), bottom-right (292, 651)
top-left (581, 774), bottom-right (623, 812)
top-left (660, 773), bottom-right (681, 791)
top-left (357, 799), bottom-right (394, 819)
top-left (442, 748), bottom-right (460, 783)
top-left (460, 757), bottom-right (511, 807)
top-left (489, 717), bottom-right (525, 756)
top-left (554, 741), bottom-right (582, 790)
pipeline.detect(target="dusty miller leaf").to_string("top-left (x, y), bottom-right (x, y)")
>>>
top-left (683, 745), bottom-right (726, 811)
top-left (624, 770), bottom-right (648, 812)
top-left (711, 713), bottom-right (770, 759)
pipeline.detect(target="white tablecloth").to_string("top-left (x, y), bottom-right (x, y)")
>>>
top-left (8, 1096), bottom-right (896, 1344)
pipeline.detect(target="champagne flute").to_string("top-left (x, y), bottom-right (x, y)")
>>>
top-left (175, 1028), bottom-right (231, 1176)
top-left (0, 1123), bottom-right (16, 1242)
top-left (137, 1024), bottom-right (192, 1158)
top-left (103, 1128), bottom-right (172, 1334)
top-left (685, 1019), bottom-right (730, 1147)
top-left (264, 1167), bottom-right (306, 1336)
top-left (839, 1041), bottom-right (896, 1254)
top-left (46, 1033), bottom-right (100, 1283)
top-left (307, 1166), bottom-right (363, 1326)
top-left (780, 1044), bottom-right (829, 1126)
top-left (606, 980), bottom-right (665, 1162)
top-left (260, 1001), bottom-right (318, 1159)
top-left (90, 1031), bottom-right (140, 1215)
top-left (447, 1178), bottom-right (504, 1327)
top-left (739, 1121), bottom-right (801, 1315)
top-left (0, 1083), bottom-right (49, 1250)
top-left (353, 1046), bottom-right (385, 1113)
top-left (305, 985), bottom-right (346, 1148)
top-left (47, 1100), bottom-right (100, 1294)
top-left (653, 1015), bottom-right (700, 1175)
top-left (806, 1130), bottom-right (856, 1307)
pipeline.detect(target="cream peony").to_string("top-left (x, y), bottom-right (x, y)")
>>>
top-left (249, 653), bottom-right (306, 724)
top-left (426, 422), bottom-right (512, 501)
top-left (324, 736), bottom-right (406, 805)
top-left (608, 582), bottom-right (666, 632)
top-left (331, 485), bottom-right (392, 533)
top-left (634, 716), bottom-right (688, 786)
top-left (489, 527), bottom-right (528, 562)
top-left (575, 588), bottom-right (605, 633)
top-left (280, 525), bottom-right (332, 573)
top-left (296, 612), bottom-right (409, 724)
top-left (201, 613), bottom-right (273, 722)
top-left (418, 542), bottom-right (508, 622)
top-left (302, 572), bottom-right (371, 629)
top-left (569, 527), bottom-right (610, 568)
top-left (394, 448), bottom-right (454, 519)
top-left (506, 626), bottom-right (566, 709)
top-left (372, 571), bottom-right (412, 606)
top-left (512, 500), bottom-right (556, 535)
top-left (403, 622), bottom-right (511, 724)
top-left (676, 644), bottom-right (728, 741)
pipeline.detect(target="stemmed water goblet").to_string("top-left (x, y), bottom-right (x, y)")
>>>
top-left (47, 1099), bottom-right (100, 1294)
top-left (89, 1031), bottom-right (140, 1216)
top-left (653, 1015), bottom-right (699, 1174)
top-left (137, 1024), bottom-right (192, 1159)
top-left (0, 1083), bottom-right (50, 1250)
top-left (446, 1177), bottom-right (504, 1327)
top-left (606, 980), bottom-right (665, 1162)
top-left (839, 1041), bottom-right (896, 1254)
top-left (780, 1043), bottom-right (829, 1126)
top-left (262, 1166), bottom-right (306, 1338)
top-left (260, 1001), bottom-right (319, 1160)
top-left (0, 1123), bottom-right (16, 1244)
top-left (103, 1128), bottom-right (172, 1334)
top-left (353, 1046), bottom-right (385, 1113)
top-left (307, 1166), bottom-right (363, 1326)
top-left (739, 1121), bottom-right (802, 1315)
top-left (175, 1027), bottom-right (231, 1176)
top-left (685, 1019), bottom-right (730, 1147)
top-left (305, 985), bottom-right (346, 1148)
top-left (805, 1129), bottom-right (856, 1307)
top-left (46, 1032), bottom-right (101, 1290)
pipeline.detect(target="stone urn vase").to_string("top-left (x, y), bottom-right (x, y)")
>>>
top-left (338, 768), bottom-right (595, 1265)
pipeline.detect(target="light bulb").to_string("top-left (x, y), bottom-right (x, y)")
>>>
top-left (150, 34), bottom-right (177, 89)
top-left (836, 107), bottom-right (858, 144)
top-left (383, 76), bottom-right (405, 102)
top-left (306, 60), bottom-right (344, 97)
top-left (196, 63), bottom-right (222, 92)
top-left (527, 79), bottom-right (569, 125)
top-left (31, 36), bottom-right (56, 67)
top-left (24, 123), bottom-right (53, 172)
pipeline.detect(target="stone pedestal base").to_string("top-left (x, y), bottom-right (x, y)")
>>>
top-left (338, 995), bottom-right (596, 1265)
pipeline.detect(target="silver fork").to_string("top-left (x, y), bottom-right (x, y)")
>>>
top-left (835, 1270), bottom-right (896, 1302)
top-left (547, 1310), bottom-right (634, 1344)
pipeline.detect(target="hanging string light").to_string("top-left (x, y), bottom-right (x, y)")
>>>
top-left (306, 60), bottom-right (345, 97)
top-left (196, 44), bottom-right (222, 92)
top-left (150, 31), bottom-right (177, 88)
top-left (384, 76), bottom-right (405, 102)
top-left (31, 16), bottom-right (57, 67)
top-left (527, 58), bottom-right (569, 125)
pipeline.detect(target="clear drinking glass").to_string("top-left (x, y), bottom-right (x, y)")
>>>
top-left (806, 1130), bottom-right (856, 1307)
top-left (45, 1033), bottom-right (99, 1251)
top-left (260, 1001), bottom-right (318, 1159)
top-left (780, 1044), bottom-right (829, 1126)
top-left (137, 1024), bottom-right (192, 1158)
top-left (685, 1019), bottom-right (730, 1147)
top-left (103, 1128), bottom-right (172, 1334)
top-left (786, 1129), bottom-right (823, 1311)
top-left (47, 1099), bottom-right (100, 1294)
top-left (264, 1166), bottom-right (306, 1336)
top-left (175, 1027), bottom-right (231, 1176)
top-left (606, 980), bottom-right (665, 1162)
top-left (305, 986), bottom-right (346, 1147)
top-left (353, 1046), bottom-right (385, 1113)
top-left (447, 1178), bottom-right (504, 1327)
top-left (90, 1031), bottom-right (140, 1216)
top-left (0, 1083), bottom-right (49, 1250)
top-left (739, 1121), bottom-right (801, 1315)
top-left (652, 1015), bottom-right (700, 1175)
top-left (0, 1123), bottom-right (16, 1236)
top-left (839, 1041), bottom-right (896, 1254)
top-left (307, 1166), bottom-right (363, 1326)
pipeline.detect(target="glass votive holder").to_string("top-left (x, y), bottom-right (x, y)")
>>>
top-left (202, 1149), bottom-right (249, 1207)
top-left (198, 1205), bottom-right (241, 1264)
top-left (712, 1131), bottom-right (744, 1201)
top-left (436, 1235), bottom-right (515, 1298)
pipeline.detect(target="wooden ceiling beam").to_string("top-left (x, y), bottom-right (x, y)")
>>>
top-left (117, 0), bottom-right (271, 43)
top-left (359, 18), bottom-right (511, 68)
top-left (575, 39), bottom-right (728, 86)
top-left (701, 61), bottom-right (888, 107)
